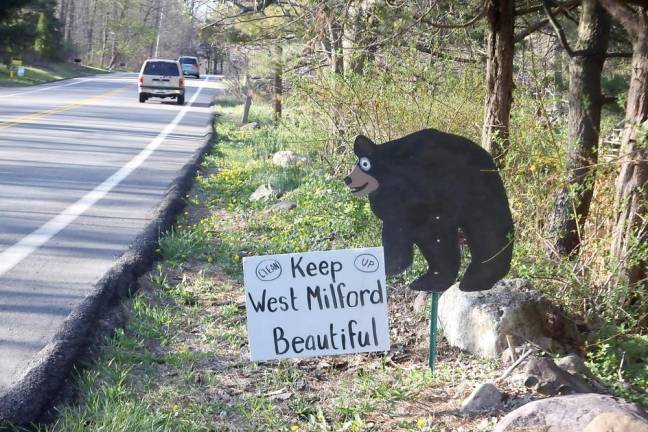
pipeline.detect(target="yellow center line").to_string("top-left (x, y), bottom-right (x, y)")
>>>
top-left (0, 87), bottom-right (128, 130)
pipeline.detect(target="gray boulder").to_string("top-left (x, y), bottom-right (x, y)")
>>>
top-left (250, 184), bottom-right (277, 201)
top-left (494, 393), bottom-right (648, 432)
top-left (438, 279), bottom-right (581, 358)
top-left (584, 412), bottom-right (648, 432)
top-left (272, 150), bottom-right (308, 167)
top-left (460, 383), bottom-right (503, 415)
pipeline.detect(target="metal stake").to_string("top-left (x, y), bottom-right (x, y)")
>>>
top-left (428, 292), bottom-right (440, 372)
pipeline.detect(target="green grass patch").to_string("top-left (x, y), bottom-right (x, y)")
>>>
top-left (0, 62), bottom-right (107, 87)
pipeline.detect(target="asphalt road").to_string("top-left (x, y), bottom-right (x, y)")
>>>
top-left (0, 73), bottom-right (223, 391)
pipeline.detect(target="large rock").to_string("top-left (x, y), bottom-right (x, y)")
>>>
top-left (272, 150), bottom-right (308, 167)
top-left (584, 412), bottom-right (648, 432)
top-left (494, 394), bottom-right (648, 432)
top-left (438, 279), bottom-right (581, 358)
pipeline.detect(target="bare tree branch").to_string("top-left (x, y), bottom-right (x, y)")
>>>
top-left (514, 18), bottom-right (550, 42)
top-left (606, 51), bottom-right (633, 57)
top-left (229, 0), bottom-right (279, 13)
top-left (516, 0), bottom-right (579, 16)
top-left (543, 0), bottom-right (578, 57)
top-left (415, 43), bottom-right (483, 63)
top-left (202, 0), bottom-right (286, 29)
top-left (420, 0), bottom-right (486, 29)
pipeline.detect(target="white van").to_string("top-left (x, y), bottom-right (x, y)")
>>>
top-left (178, 56), bottom-right (200, 78)
top-left (138, 59), bottom-right (185, 105)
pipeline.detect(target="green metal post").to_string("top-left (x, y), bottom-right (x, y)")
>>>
top-left (428, 292), bottom-right (440, 372)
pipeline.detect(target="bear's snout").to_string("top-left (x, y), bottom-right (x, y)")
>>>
top-left (345, 165), bottom-right (379, 197)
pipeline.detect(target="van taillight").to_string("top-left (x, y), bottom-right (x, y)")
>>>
top-left (138, 75), bottom-right (143, 85)
top-left (179, 77), bottom-right (185, 87)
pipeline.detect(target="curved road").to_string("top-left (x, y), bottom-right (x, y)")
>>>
top-left (0, 73), bottom-right (223, 392)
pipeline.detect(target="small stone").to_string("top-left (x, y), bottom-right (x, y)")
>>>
top-left (272, 150), bottom-right (308, 167)
top-left (250, 184), bottom-right (277, 201)
top-left (555, 353), bottom-right (587, 376)
top-left (239, 121), bottom-right (259, 129)
top-left (460, 383), bottom-right (503, 415)
top-left (267, 201), bottom-right (296, 212)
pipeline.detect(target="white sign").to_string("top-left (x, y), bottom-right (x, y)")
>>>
top-left (243, 247), bottom-right (389, 361)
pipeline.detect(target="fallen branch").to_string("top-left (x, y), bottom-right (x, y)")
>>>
top-left (496, 348), bottom-right (536, 383)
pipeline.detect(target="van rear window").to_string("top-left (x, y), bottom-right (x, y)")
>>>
top-left (179, 57), bottom-right (198, 65)
top-left (143, 62), bottom-right (180, 76)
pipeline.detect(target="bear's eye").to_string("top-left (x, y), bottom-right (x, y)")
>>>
top-left (359, 157), bottom-right (371, 171)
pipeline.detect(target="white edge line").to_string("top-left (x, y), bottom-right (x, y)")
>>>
top-left (0, 77), bottom-right (209, 277)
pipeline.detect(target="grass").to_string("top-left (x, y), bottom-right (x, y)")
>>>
top-left (0, 62), bottom-right (107, 87)
top-left (6, 97), bottom-right (509, 432)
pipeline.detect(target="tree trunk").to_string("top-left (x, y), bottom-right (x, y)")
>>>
top-left (329, 17), bottom-right (343, 74)
top-left (343, 1), bottom-right (373, 75)
top-left (273, 44), bottom-right (283, 121)
top-left (109, 31), bottom-right (117, 69)
top-left (86, 0), bottom-right (97, 64)
top-left (482, 0), bottom-right (515, 165)
top-left (548, 0), bottom-right (610, 257)
top-left (59, 0), bottom-right (69, 40)
top-left (600, 0), bottom-right (648, 289)
top-left (242, 73), bottom-right (253, 124)
top-left (611, 40), bottom-right (648, 286)
top-left (100, 11), bottom-right (108, 68)
top-left (65, 0), bottom-right (75, 42)
top-left (149, 4), bottom-right (162, 57)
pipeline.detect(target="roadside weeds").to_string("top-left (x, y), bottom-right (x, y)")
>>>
top-left (25, 98), bottom-right (534, 432)
top-left (0, 63), bottom-right (107, 87)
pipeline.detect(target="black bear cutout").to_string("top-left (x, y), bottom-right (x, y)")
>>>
top-left (344, 129), bottom-right (514, 292)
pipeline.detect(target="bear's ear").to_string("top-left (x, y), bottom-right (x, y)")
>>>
top-left (354, 135), bottom-right (376, 156)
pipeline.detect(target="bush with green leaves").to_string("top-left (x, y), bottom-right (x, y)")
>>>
top-left (587, 329), bottom-right (648, 406)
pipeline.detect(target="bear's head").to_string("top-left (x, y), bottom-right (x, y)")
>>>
top-left (344, 135), bottom-right (380, 197)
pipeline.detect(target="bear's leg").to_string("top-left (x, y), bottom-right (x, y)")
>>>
top-left (410, 227), bottom-right (461, 292)
top-left (382, 225), bottom-right (414, 276)
top-left (460, 214), bottom-right (514, 292)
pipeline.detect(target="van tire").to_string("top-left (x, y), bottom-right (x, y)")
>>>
top-left (139, 94), bottom-right (146, 103)
top-left (177, 95), bottom-right (185, 105)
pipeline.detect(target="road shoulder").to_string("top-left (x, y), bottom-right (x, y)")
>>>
top-left (0, 110), bottom-right (218, 425)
